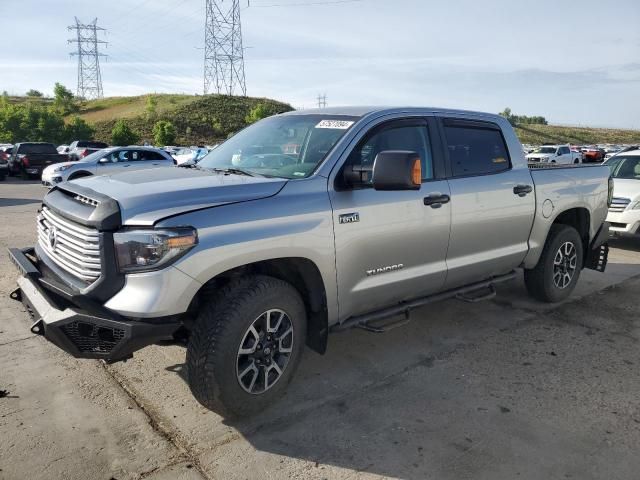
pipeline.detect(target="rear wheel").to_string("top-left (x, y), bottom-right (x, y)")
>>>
top-left (186, 275), bottom-right (306, 417)
top-left (524, 224), bottom-right (583, 303)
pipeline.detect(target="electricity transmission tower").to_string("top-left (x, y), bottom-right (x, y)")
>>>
top-left (317, 94), bottom-right (327, 108)
top-left (68, 17), bottom-right (107, 100)
top-left (204, 0), bottom-right (247, 96)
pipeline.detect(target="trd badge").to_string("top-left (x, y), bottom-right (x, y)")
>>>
top-left (339, 212), bottom-right (360, 224)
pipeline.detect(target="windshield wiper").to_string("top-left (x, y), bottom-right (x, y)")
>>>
top-left (178, 161), bottom-right (202, 169)
top-left (209, 167), bottom-right (257, 177)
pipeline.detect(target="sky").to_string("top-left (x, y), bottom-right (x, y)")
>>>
top-left (0, 0), bottom-right (639, 128)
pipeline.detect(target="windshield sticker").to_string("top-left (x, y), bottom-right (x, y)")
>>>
top-left (315, 120), bottom-right (354, 130)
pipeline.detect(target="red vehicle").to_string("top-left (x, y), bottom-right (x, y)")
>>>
top-left (582, 146), bottom-right (605, 163)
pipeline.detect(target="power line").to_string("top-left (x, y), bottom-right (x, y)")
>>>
top-left (204, 0), bottom-right (247, 96)
top-left (68, 17), bottom-right (107, 100)
top-left (247, 0), bottom-right (362, 7)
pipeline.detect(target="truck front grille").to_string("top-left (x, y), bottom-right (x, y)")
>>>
top-left (37, 206), bottom-right (102, 283)
top-left (609, 197), bottom-right (631, 213)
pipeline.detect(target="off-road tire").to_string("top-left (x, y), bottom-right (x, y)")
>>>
top-left (524, 224), bottom-right (583, 303)
top-left (186, 275), bottom-right (307, 417)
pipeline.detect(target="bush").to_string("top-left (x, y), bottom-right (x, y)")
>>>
top-left (152, 120), bottom-right (176, 146)
top-left (111, 120), bottom-right (139, 146)
top-left (65, 116), bottom-right (95, 143)
top-left (245, 103), bottom-right (270, 124)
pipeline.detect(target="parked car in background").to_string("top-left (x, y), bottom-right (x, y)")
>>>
top-left (57, 145), bottom-right (70, 154)
top-left (162, 146), bottom-right (181, 156)
top-left (10, 106), bottom-right (611, 416)
top-left (172, 146), bottom-right (209, 165)
top-left (0, 145), bottom-right (14, 162)
top-left (67, 140), bottom-right (109, 161)
top-left (41, 146), bottom-right (175, 186)
top-left (0, 145), bottom-right (10, 181)
top-left (604, 148), bottom-right (640, 237)
top-left (526, 144), bottom-right (581, 164)
top-left (7, 142), bottom-right (67, 179)
top-left (582, 146), bottom-right (605, 163)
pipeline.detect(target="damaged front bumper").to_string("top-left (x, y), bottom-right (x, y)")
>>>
top-left (8, 247), bottom-right (182, 362)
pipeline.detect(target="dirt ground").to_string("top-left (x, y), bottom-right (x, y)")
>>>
top-left (1, 178), bottom-right (639, 480)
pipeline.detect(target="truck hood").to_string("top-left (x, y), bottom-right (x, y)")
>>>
top-left (612, 178), bottom-right (640, 200)
top-left (72, 166), bottom-right (288, 225)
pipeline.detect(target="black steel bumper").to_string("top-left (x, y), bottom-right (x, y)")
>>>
top-left (8, 247), bottom-right (182, 362)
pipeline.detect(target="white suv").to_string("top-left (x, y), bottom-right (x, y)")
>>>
top-left (605, 149), bottom-right (640, 236)
top-left (526, 145), bottom-right (581, 164)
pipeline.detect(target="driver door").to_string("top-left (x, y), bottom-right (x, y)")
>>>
top-left (97, 149), bottom-right (136, 174)
top-left (330, 118), bottom-right (451, 321)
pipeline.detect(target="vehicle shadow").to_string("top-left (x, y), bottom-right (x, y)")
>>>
top-left (609, 236), bottom-right (640, 252)
top-left (151, 262), bottom-right (640, 479)
top-left (0, 198), bottom-right (42, 207)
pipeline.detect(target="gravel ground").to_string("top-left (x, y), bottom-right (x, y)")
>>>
top-left (1, 178), bottom-right (639, 480)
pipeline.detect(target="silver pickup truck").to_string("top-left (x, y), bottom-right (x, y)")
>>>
top-left (9, 107), bottom-right (612, 416)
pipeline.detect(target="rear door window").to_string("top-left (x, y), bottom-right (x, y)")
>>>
top-left (442, 121), bottom-right (511, 177)
top-left (19, 144), bottom-right (58, 155)
top-left (138, 150), bottom-right (167, 161)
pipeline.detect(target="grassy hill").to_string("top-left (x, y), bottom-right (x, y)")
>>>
top-left (77, 95), bottom-right (640, 146)
top-left (75, 94), bottom-right (293, 145)
top-left (514, 124), bottom-right (640, 146)
top-left (9, 93), bottom-right (640, 146)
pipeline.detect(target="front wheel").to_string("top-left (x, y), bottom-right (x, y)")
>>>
top-left (186, 275), bottom-right (307, 417)
top-left (524, 224), bottom-right (583, 303)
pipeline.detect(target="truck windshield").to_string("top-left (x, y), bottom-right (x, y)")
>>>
top-left (607, 156), bottom-right (640, 180)
top-left (538, 147), bottom-right (557, 154)
top-left (197, 115), bottom-right (358, 178)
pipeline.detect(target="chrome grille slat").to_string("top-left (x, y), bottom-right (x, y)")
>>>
top-left (41, 208), bottom-right (99, 240)
top-left (609, 197), bottom-right (631, 213)
top-left (37, 206), bottom-right (102, 282)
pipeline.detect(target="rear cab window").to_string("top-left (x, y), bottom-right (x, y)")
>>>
top-left (442, 119), bottom-right (511, 177)
top-left (18, 143), bottom-right (58, 155)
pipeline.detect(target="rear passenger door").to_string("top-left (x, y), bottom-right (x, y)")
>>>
top-left (439, 118), bottom-right (535, 289)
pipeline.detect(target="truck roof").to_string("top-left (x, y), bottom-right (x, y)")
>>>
top-left (283, 106), bottom-right (506, 123)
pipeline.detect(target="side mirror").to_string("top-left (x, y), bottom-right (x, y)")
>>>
top-left (372, 150), bottom-right (422, 191)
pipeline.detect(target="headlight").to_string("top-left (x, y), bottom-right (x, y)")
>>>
top-left (114, 227), bottom-right (198, 273)
top-left (53, 164), bottom-right (73, 172)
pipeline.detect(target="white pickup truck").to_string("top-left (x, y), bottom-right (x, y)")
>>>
top-left (526, 145), bottom-right (582, 165)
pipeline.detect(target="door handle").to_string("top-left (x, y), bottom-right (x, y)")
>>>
top-left (513, 184), bottom-right (533, 197)
top-left (423, 193), bottom-right (450, 208)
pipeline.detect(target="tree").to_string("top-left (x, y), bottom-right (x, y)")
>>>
top-left (245, 103), bottom-right (270, 124)
top-left (26, 89), bottom-right (43, 98)
top-left (65, 116), bottom-right (95, 142)
top-left (111, 120), bottom-right (139, 146)
top-left (152, 120), bottom-right (176, 146)
top-left (53, 82), bottom-right (76, 114)
top-left (145, 94), bottom-right (158, 119)
top-left (211, 117), bottom-right (223, 137)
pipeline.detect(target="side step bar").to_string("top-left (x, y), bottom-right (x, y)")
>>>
top-left (331, 271), bottom-right (517, 333)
